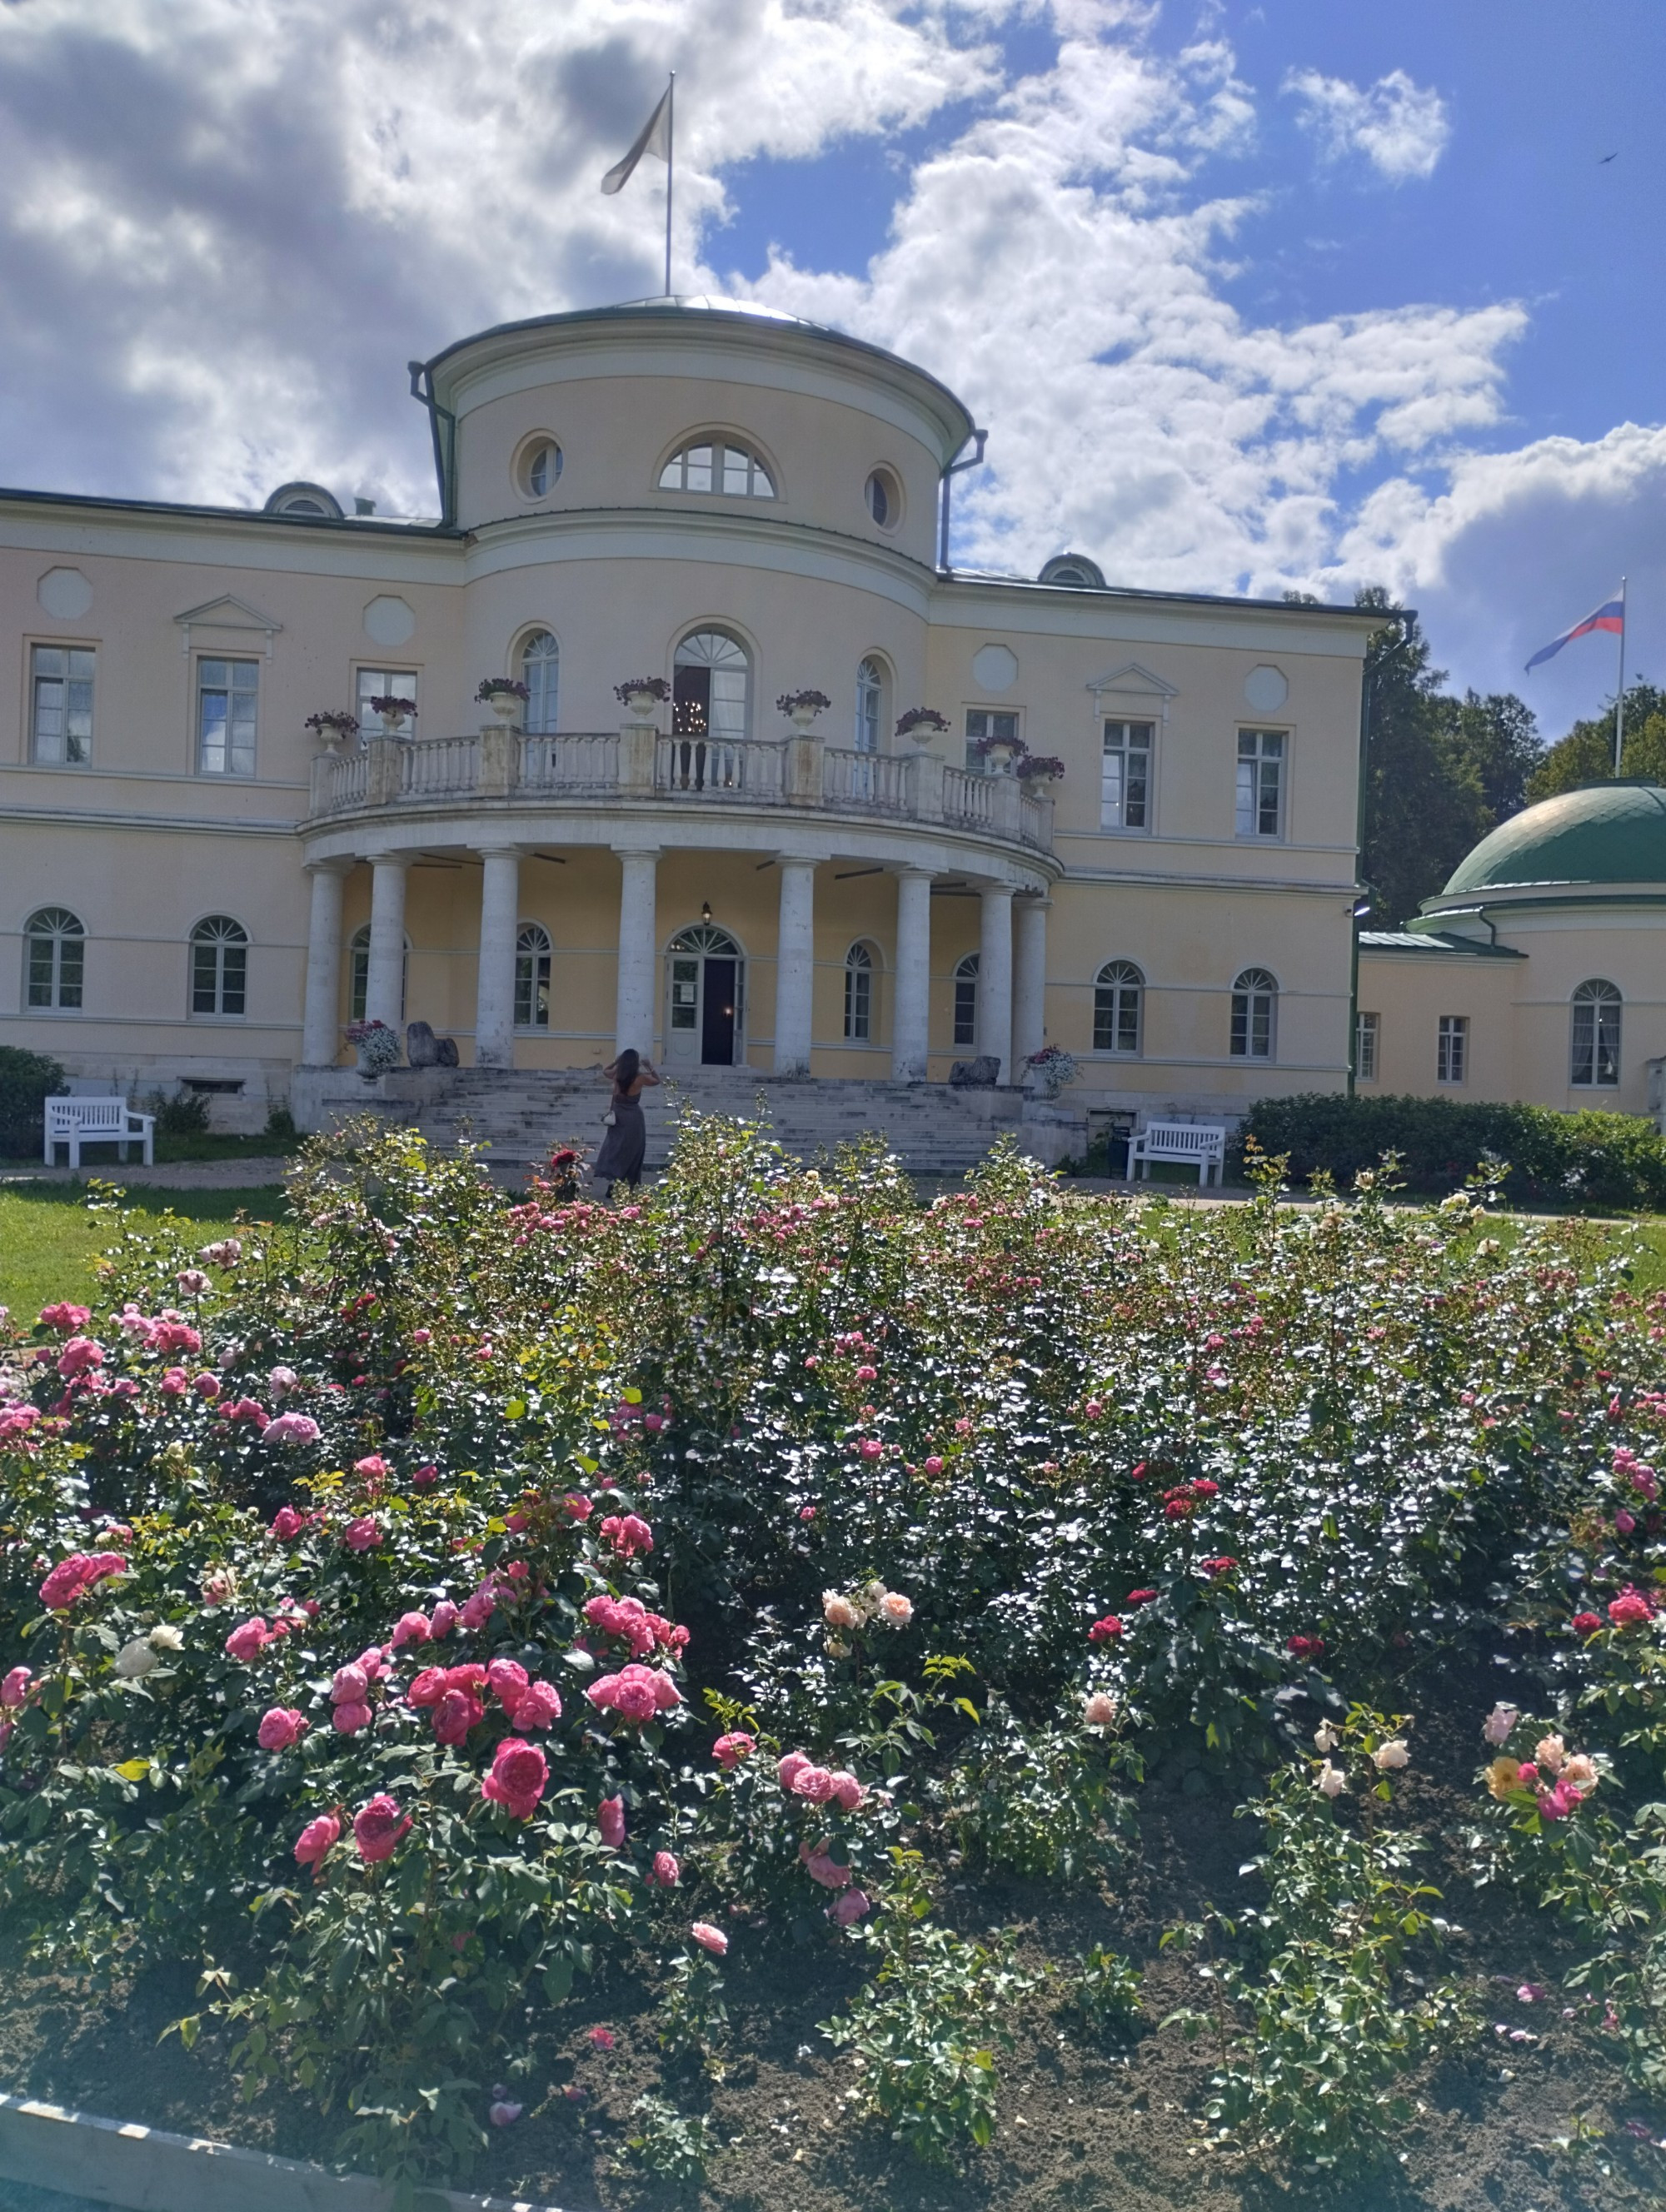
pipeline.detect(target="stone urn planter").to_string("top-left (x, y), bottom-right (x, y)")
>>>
top-left (788, 702), bottom-right (821, 730)
top-left (486, 690), bottom-right (521, 723)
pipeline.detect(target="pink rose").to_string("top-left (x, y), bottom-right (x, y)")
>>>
top-left (791, 1765), bottom-right (836, 1804)
top-left (713, 1731), bottom-right (756, 1771)
top-left (392, 1611), bottom-right (431, 1649)
top-left (481, 1737), bottom-right (548, 1821)
top-left (648, 1851), bottom-right (680, 1887)
top-left (489, 2100), bottom-right (522, 2128)
top-left (487, 1657), bottom-right (529, 1706)
top-left (562, 1492), bottom-right (593, 1521)
top-left (691, 1921), bottom-right (728, 1956)
top-left (511, 1679), bottom-right (562, 1731)
top-left (38, 1302), bottom-right (91, 1332)
top-left (160, 1368), bottom-right (189, 1396)
top-left (57, 1336), bottom-right (104, 1378)
top-left (431, 1687), bottom-right (483, 1744)
top-left (192, 1372), bottom-right (221, 1399)
top-left (265, 1412), bottom-right (321, 1447)
top-left (599, 1512), bottom-right (654, 1557)
top-left (223, 1617), bottom-right (271, 1664)
top-left (271, 1506), bottom-right (307, 1541)
top-left (598, 1796), bottom-right (626, 1847)
top-left (801, 1846), bottom-right (853, 1890)
top-left (353, 1455), bottom-right (390, 1482)
top-left (1609, 1588), bottom-right (1654, 1627)
top-left (1089, 1615), bottom-right (1124, 1643)
top-left (352, 1794), bottom-right (411, 1863)
top-left (777, 1751), bottom-right (811, 1791)
top-left (410, 1462), bottom-right (438, 1489)
top-left (330, 1664), bottom-right (369, 1705)
top-left (1, 1666), bottom-right (32, 1710)
top-left (267, 1366), bottom-right (298, 1398)
top-left (858, 1439), bottom-right (883, 1462)
top-left (829, 1888), bottom-right (870, 1927)
top-left (293, 1813), bottom-right (341, 1866)
top-left (460, 1588), bottom-right (496, 1632)
top-left (257, 1706), bottom-right (308, 1751)
top-left (342, 1517), bottom-right (381, 1552)
top-left (923, 1456), bottom-right (944, 1474)
top-left (1617, 1509), bottom-right (1637, 1535)
top-left (40, 1555), bottom-right (97, 1610)
top-left (407, 1666), bottom-right (447, 1707)
top-left (331, 1701), bottom-right (372, 1734)
top-left (828, 1770), bottom-right (865, 1811)
top-left (428, 1599), bottom-right (458, 1639)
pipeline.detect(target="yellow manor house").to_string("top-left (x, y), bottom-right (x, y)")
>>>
top-left (9, 291), bottom-right (1625, 1173)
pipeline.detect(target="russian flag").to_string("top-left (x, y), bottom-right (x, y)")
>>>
top-left (1525, 592), bottom-right (1624, 672)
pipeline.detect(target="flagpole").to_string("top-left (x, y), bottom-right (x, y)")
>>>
top-left (664, 73), bottom-right (675, 298)
top-left (1614, 575), bottom-right (1628, 775)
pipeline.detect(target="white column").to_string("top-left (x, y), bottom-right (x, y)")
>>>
top-left (979, 884), bottom-right (1015, 1084)
top-left (474, 846), bottom-right (521, 1069)
top-left (300, 859), bottom-right (350, 1065)
top-left (1012, 897), bottom-right (1050, 1070)
top-left (613, 847), bottom-right (661, 1056)
top-left (891, 868), bottom-right (932, 1081)
top-left (773, 856), bottom-right (816, 1076)
top-left (365, 854), bottom-right (409, 1034)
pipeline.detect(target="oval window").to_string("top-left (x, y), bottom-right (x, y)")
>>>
top-left (519, 440), bottom-right (563, 498)
top-left (865, 469), bottom-right (900, 529)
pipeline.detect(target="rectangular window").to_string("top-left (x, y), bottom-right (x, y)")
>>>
top-left (953, 962), bottom-right (978, 1047)
top-left (1437, 1014), bottom-right (1468, 1085)
top-left (1235, 728), bottom-right (1286, 838)
top-left (670, 956), bottom-right (700, 1031)
top-left (356, 668), bottom-right (419, 737)
top-left (1100, 720), bottom-right (1153, 831)
top-left (965, 709), bottom-right (1019, 771)
top-left (197, 658), bottom-right (258, 775)
top-left (845, 961), bottom-right (872, 1041)
top-left (1355, 1010), bottom-right (1379, 1082)
top-left (32, 645), bottom-right (95, 765)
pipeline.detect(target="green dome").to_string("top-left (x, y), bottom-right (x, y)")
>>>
top-left (1440, 781), bottom-right (1666, 896)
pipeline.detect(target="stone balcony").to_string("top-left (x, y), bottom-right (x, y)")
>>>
top-left (303, 724), bottom-right (1055, 856)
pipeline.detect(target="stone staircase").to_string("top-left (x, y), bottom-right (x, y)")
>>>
top-left (291, 1064), bottom-right (1085, 1180)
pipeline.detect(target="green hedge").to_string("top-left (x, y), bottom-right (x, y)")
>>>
top-left (1235, 1091), bottom-right (1666, 1211)
top-left (0, 1046), bottom-right (67, 1160)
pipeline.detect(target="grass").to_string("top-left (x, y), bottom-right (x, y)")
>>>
top-left (0, 1184), bottom-right (288, 1316)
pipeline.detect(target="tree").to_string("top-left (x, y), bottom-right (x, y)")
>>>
top-left (1435, 690), bottom-right (1542, 821)
top-left (1526, 680), bottom-right (1666, 802)
top-left (1354, 589), bottom-right (1492, 928)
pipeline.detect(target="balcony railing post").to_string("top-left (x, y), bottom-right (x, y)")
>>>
top-left (785, 731), bottom-right (824, 808)
top-left (366, 735), bottom-right (402, 807)
top-left (478, 725), bottom-right (515, 799)
top-left (620, 723), bottom-right (657, 798)
top-left (903, 747), bottom-right (945, 825)
top-left (307, 753), bottom-right (331, 815)
top-left (990, 774), bottom-right (1024, 838)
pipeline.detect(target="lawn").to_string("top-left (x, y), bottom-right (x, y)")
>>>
top-left (0, 1184), bottom-right (287, 1317)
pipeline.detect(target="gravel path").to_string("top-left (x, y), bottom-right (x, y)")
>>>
top-left (0, 1158), bottom-right (292, 1192)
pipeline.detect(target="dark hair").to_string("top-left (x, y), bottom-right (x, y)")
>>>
top-left (614, 1049), bottom-right (641, 1090)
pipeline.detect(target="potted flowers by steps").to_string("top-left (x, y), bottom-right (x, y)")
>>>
top-left (344, 1018), bottom-right (402, 1080)
top-left (895, 707), bottom-right (950, 745)
top-left (1016, 752), bottom-right (1065, 790)
top-left (614, 676), bottom-right (670, 724)
top-left (303, 710), bottom-right (360, 750)
top-left (367, 694), bottom-right (417, 736)
top-left (777, 688), bottom-right (831, 730)
top-left (1023, 1042), bottom-right (1078, 1099)
top-left (476, 677), bottom-right (529, 725)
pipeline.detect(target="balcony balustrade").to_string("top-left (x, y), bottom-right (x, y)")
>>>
top-left (305, 725), bottom-right (1053, 853)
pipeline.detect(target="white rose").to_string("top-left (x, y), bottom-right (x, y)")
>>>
top-left (1482, 1702), bottom-right (1518, 1746)
top-left (1083, 1691), bottom-right (1119, 1731)
top-left (1372, 1739), bottom-right (1410, 1771)
top-left (148, 1623), bottom-right (184, 1652)
top-left (1313, 1721), bottom-right (1340, 1753)
top-left (115, 1638), bottom-right (157, 1678)
top-left (1316, 1761), bottom-right (1347, 1798)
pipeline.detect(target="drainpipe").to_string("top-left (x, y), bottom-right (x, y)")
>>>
top-left (938, 427), bottom-right (988, 573)
top-left (407, 359), bottom-right (458, 528)
top-left (1347, 667), bottom-right (1375, 1098)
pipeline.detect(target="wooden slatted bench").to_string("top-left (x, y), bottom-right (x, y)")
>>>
top-left (1128, 1118), bottom-right (1226, 1188)
top-left (43, 1096), bottom-right (155, 1170)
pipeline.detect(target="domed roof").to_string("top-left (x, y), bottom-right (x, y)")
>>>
top-left (1440, 781), bottom-right (1666, 897)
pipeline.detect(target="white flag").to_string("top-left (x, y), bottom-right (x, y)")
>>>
top-left (601, 87), bottom-right (672, 195)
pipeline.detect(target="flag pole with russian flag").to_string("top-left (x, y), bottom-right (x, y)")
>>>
top-left (1525, 580), bottom-right (1628, 771)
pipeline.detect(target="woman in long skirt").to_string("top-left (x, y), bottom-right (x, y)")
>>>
top-left (594, 1049), bottom-right (660, 1196)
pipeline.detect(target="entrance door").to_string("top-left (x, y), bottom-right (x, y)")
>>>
top-left (665, 924), bottom-right (746, 1066)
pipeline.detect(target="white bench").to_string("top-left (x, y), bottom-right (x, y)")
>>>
top-left (44, 1096), bottom-right (155, 1169)
top-left (1128, 1119), bottom-right (1226, 1187)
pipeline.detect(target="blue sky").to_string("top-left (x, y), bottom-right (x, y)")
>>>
top-left (0, 1), bottom-right (1659, 745)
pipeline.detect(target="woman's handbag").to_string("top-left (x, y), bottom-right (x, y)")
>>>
top-left (601, 1108), bottom-right (616, 1127)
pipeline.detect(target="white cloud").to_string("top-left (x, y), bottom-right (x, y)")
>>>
top-left (1284, 67), bottom-right (1450, 182)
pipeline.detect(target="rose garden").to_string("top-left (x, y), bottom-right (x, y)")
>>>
top-left (2, 1118), bottom-right (1664, 2210)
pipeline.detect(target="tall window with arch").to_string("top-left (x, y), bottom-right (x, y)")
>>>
top-left (844, 941), bottom-right (878, 1043)
top-left (520, 632), bottom-right (559, 736)
top-left (348, 923), bottom-right (407, 1024)
top-left (1570, 979), bottom-right (1621, 1088)
top-left (855, 660), bottom-right (885, 754)
top-left (515, 923), bottom-right (551, 1030)
top-left (1230, 968), bottom-right (1277, 1059)
top-left (25, 906), bottom-right (84, 1009)
top-left (191, 916), bottom-right (248, 1018)
top-left (953, 952), bottom-right (979, 1049)
top-left (1093, 960), bottom-right (1143, 1054)
top-left (671, 630), bottom-right (750, 788)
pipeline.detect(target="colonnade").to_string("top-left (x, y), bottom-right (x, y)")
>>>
top-left (300, 846), bottom-right (1048, 1081)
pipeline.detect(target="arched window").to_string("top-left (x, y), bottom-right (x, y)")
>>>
top-left (1230, 968), bottom-right (1278, 1060)
top-left (658, 440), bottom-right (775, 498)
top-left (672, 630), bottom-right (750, 749)
top-left (520, 630), bottom-right (559, 736)
top-left (1094, 960), bottom-right (1143, 1055)
top-left (855, 659), bottom-right (885, 755)
top-left (191, 915), bottom-right (248, 1018)
top-left (1571, 979), bottom-right (1621, 1088)
top-left (845, 941), bottom-right (878, 1042)
top-left (24, 905), bottom-right (83, 1010)
top-left (515, 922), bottom-right (551, 1030)
top-left (348, 923), bottom-right (408, 1024)
top-left (953, 952), bottom-right (979, 1049)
